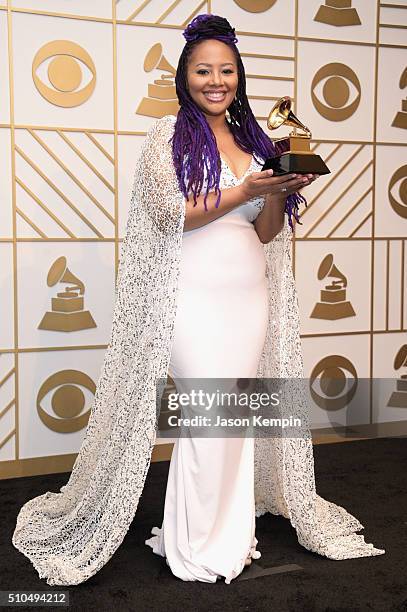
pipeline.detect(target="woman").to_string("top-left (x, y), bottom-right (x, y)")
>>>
top-left (144, 15), bottom-right (319, 584)
top-left (12, 14), bottom-right (385, 586)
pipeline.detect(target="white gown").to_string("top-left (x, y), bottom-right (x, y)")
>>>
top-left (145, 156), bottom-right (268, 584)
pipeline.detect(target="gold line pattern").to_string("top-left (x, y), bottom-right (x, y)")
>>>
top-left (300, 145), bottom-right (365, 219)
top-left (56, 131), bottom-right (115, 194)
top-left (303, 159), bottom-right (373, 238)
top-left (126, 0), bottom-right (152, 23)
top-left (181, 0), bottom-right (207, 27)
top-left (327, 187), bottom-right (373, 238)
top-left (401, 241), bottom-right (405, 330)
top-left (380, 3), bottom-right (407, 7)
top-left (0, 366), bottom-right (15, 389)
top-left (16, 206), bottom-right (48, 238)
top-left (349, 211), bottom-right (373, 238)
top-left (241, 52), bottom-right (294, 61)
top-left (0, 429), bottom-right (15, 452)
top-left (15, 176), bottom-right (76, 238)
top-left (15, 146), bottom-right (104, 237)
top-left (6, 0), bottom-right (19, 461)
top-left (156, 0), bottom-right (183, 24)
top-left (0, 398), bottom-right (15, 420)
top-left (123, 0), bottom-right (209, 26)
top-left (246, 74), bottom-right (295, 81)
top-left (380, 24), bottom-right (407, 29)
top-left (247, 95), bottom-right (284, 101)
top-left (0, 362), bottom-right (16, 453)
top-left (84, 132), bottom-right (115, 164)
top-left (374, 239), bottom-right (406, 332)
top-left (386, 240), bottom-right (390, 331)
top-left (15, 177), bottom-right (77, 238)
top-left (27, 130), bottom-right (115, 224)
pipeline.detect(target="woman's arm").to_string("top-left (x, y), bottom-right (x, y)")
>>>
top-left (184, 170), bottom-right (313, 232)
top-left (253, 193), bottom-right (286, 243)
top-left (184, 184), bottom-right (248, 231)
top-left (253, 173), bottom-right (319, 243)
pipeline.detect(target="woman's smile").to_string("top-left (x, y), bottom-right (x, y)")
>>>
top-left (203, 89), bottom-right (228, 103)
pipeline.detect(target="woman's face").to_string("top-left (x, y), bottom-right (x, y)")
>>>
top-left (186, 39), bottom-right (238, 118)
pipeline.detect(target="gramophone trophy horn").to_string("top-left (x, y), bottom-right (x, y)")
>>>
top-left (267, 97), bottom-right (311, 135)
top-left (262, 96), bottom-right (330, 176)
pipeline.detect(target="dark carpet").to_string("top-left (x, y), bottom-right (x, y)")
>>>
top-left (1, 437), bottom-right (406, 612)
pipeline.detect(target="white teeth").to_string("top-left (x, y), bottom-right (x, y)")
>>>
top-left (204, 92), bottom-right (226, 101)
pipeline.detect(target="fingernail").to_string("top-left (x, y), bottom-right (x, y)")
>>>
top-left (268, 169), bottom-right (274, 175)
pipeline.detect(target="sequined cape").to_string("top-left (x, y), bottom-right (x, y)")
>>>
top-left (12, 115), bottom-right (385, 586)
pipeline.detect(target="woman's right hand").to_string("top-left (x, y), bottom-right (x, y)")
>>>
top-left (240, 169), bottom-right (311, 200)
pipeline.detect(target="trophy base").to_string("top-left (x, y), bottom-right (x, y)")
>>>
top-left (314, 5), bottom-right (361, 27)
top-left (262, 152), bottom-right (331, 176)
top-left (391, 111), bottom-right (407, 129)
top-left (387, 391), bottom-right (407, 409)
top-left (310, 301), bottom-right (355, 320)
top-left (38, 310), bottom-right (96, 332)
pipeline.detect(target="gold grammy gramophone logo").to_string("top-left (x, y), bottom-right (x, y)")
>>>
top-left (136, 43), bottom-right (179, 118)
top-left (387, 345), bottom-right (407, 410)
top-left (32, 40), bottom-right (96, 108)
top-left (314, 0), bottom-right (361, 27)
top-left (392, 67), bottom-right (407, 130)
top-left (310, 254), bottom-right (356, 320)
top-left (38, 256), bottom-right (96, 332)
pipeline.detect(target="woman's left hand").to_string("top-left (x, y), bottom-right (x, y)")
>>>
top-left (302, 173), bottom-right (320, 183)
top-left (299, 173), bottom-right (320, 189)
top-left (271, 172), bottom-right (320, 202)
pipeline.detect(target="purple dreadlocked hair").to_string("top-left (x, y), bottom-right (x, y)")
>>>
top-left (171, 13), bottom-right (306, 230)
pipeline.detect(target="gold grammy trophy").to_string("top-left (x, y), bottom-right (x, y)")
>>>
top-left (263, 96), bottom-right (331, 175)
top-left (38, 256), bottom-right (96, 332)
top-left (387, 345), bottom-right (407, 409)
top-left (310, 254), bottom-right (355, 320)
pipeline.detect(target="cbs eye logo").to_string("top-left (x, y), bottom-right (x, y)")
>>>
top-left (36, 369), bottom-right (96, 433)
top-left (310, 355), bottom-right (358, 411)
top-left (32, 40), bottom-right (96, 108)
top-left (388, 164), bottom-right (407, 219)
top-left (311, 63), bottom-right (361, 121)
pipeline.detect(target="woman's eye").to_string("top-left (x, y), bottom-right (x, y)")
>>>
top-left (195, 69), bottom-right (234, 75)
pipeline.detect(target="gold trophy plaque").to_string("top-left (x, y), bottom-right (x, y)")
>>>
top-left (262, 96), bottom-right (331, 176)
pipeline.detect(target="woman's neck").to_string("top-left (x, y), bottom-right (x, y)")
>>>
top-left (205, 112), bottom-right (230, 136)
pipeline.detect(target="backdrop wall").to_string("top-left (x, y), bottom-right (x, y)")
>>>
top-left (0, 0), bottom-right (406, 479)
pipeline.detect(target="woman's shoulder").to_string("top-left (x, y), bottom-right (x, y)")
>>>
top-left (146, 115), bottom-right (177, 142)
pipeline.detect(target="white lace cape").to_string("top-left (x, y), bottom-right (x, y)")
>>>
top-left (12, 115), bottom-right (385, 586)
